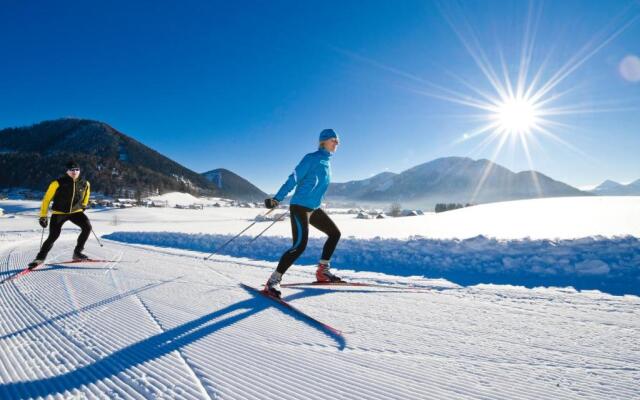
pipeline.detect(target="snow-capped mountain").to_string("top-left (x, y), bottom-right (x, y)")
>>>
top-left (327, 156), bottom-right (587, 208)
top-left (590, 179), bottom-right (640, 195)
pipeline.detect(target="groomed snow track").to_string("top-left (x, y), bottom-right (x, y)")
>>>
top-left (1, 238), bottom-right (638, 399)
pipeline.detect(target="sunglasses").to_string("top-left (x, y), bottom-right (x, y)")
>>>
top-left (68, 168), bottom-right (80, 172)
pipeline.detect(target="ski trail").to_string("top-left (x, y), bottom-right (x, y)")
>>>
top-left (109, 268), bottom-right (216, 400)
top-left (0, 249), bottom-right (148, 398)
top-left (1, 239), bottom-right (638, 399)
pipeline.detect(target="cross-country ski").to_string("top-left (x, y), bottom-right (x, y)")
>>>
top-left (240, 283), bottom-right (345, 341)
top-left (0, 264), bottom-right (42, 285)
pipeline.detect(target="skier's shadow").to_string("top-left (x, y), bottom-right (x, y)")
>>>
top-left (40, 264), bottom-right (118, 273)
top-left (0, 265), bottom-right (115, 279)
top-left (244, 285), bottom-right (347, 349)
top-left (0, 279), bottom-right (174, 341)
top-left (0, 283), bottom-right (345, 398)
top-left (0, 266), bottom-right (30, 277)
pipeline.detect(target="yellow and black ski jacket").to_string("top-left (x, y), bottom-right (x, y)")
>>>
top-left (39, 175), bottom-right (91, 217)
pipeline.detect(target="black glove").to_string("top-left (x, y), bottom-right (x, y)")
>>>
top-left (264, 198), bottom-right (279, 209)
top-left (39, 217), bottom-right (48, 228)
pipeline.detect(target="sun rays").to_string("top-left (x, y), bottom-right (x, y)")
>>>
top-left (425, 1), bottom-right (640, 202)
top-left (329, 1), bottom-right (639, 203)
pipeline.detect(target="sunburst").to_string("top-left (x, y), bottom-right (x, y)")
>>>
top-left (492, 97), bottom-right (539, 136)
top-left (331, 1), bottom-right (640, 203)
top-left (421, 1), bottom-right (640, 202)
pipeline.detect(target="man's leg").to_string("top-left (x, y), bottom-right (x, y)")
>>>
top-left (36, 214), bottom-right (68, 260)
top-left (69, 212), bottom-right (92, 256)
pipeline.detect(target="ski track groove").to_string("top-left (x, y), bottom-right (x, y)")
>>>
top-left (0, 239), bottom-right (638, 399)
top-left (130, 287), bottom-right (215, 400)
top-left (117, 262), bottom-right (428, 399)
top-left (101, 252), bottom-right (441, 400)
top-left (0, 250), bottom-right (620, 400)
top-left (130, 272), bottom-right (600, 400)
top-left (1, 249), bottom-right (152, 399)
top-left (316, 296), bottom-right (639, 369)
top-left (107, 244), bottom-right (640, 400)
top-left (4, 248), bottom-right (189, 399)
top-left (0, 250), bottom-right (105, 395)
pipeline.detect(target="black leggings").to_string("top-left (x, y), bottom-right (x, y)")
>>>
top-left (37, 212), bottom-right (92, 259)
top-left (276, 205), bottom-right (341, 274)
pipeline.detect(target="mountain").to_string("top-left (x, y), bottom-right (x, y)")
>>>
top-left (202, 168), bottom-right (267, 201)
top-left (590, 179), bottom-right (640, 195)
top-left (0, 118), bottom-right (227, 198)
top-left (326, 171), bottom-right (397, 199)
top-left (326, 156), bottom-right (588, 208)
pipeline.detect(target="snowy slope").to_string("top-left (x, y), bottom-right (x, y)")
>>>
top-left (3, 196), bottom-right (639, 240)
top-left (144, 192), bottom-right (232, 207)
top-left (2, 197), bottom-right (640, 295)
top-left (0, 236), bottom-right (638, 399)
top-left (0, 196), bottom-right (639, 398)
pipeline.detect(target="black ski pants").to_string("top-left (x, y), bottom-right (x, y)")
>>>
top-left (37, 212), bottom-right (92, 259)
top-left (276, 205), bottom-right (341, 274)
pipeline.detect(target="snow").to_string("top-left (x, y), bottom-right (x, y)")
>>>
top-left (144, 192), bottom-right (233, 207)
top-left (103, 232), bottom-right (640, 295)
top-left (0, 196), bottom-right (639, 398)
top-left (5, 196), bottom-right (638, 240)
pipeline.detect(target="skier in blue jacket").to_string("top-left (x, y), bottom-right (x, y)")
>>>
top-left (263, 129), bottom-right (342, 297)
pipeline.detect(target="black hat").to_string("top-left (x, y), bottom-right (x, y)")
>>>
top-left (66, 160), bottom-right (80, 170)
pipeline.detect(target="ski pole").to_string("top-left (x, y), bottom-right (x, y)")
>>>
top-left (249, 211), bottom-right (289, 243)
top-left (39, 226), bottom-right (46, 248)
top-left (91, 227), bottom-right (104, 247)
top-left (204, 207), bottom-right (276, 260)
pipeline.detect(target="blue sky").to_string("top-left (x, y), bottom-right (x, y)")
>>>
top-left (1, 0), bottom-right (639, 192)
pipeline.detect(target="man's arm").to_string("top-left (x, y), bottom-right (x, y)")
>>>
top-left (82, 181), bottom-right (91, 208)
top-left (39, 181), bottom-right (59, 217)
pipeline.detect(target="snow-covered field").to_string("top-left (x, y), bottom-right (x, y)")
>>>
top-left (4, 195), bottom-right (639, 240)
top-left (0, 196), bottom-right (639, 399)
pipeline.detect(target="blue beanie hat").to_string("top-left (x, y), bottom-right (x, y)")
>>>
top-left (319, 128), bottom-right (338, 142)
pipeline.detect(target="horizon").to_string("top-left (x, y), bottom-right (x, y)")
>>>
top-left (1, 1), bottom-right (639, 192)
top-left (0, 116), bottom-right (636, 193)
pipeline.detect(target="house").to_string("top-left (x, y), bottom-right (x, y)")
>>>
top-left (401, 209), bottom-right (419, 217)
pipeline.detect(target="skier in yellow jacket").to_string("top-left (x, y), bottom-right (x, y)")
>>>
top-left (28, 160), bottom-right (92, 269)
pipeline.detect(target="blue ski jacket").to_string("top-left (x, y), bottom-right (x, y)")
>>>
top-left (274, 148), bottom-right (332, 210)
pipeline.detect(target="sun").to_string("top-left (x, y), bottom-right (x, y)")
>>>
top-left (493, 97), bottom-right (539, 135)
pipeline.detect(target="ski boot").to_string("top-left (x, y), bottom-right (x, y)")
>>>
top-left (72, 250), bottom-right (89, 261)
top-left (264, 272), bottom-right (282, 298)
top-left (28, 259), bottom-right (44, 270)
top-left (316, 262), bottom-right (342, 283)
